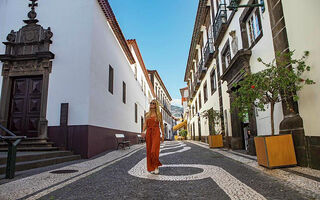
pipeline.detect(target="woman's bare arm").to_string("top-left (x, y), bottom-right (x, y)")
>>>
top-left (142, 119), bottom-right (147, 132)
top-left (160, 120), bottom-right (165, 142)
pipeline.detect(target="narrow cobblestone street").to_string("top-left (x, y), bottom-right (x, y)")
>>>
top-left (1, 141), bottom-right (318, 200)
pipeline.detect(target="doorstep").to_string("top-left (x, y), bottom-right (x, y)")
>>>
top-left (188, 140), bottom-right (320, 198)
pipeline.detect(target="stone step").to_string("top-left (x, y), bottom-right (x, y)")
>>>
top-left (0, 142), bottom-right (54, 148)
top-left (0, 137), bottom-right (49, 143)
top-left (0, 146), bottom-right (60, 152)
top-left (0, 151), bottom-right (73, 165)
top-left (0, 155), bottom-right (81, 174)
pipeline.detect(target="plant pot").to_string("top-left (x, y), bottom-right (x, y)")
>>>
top-left (208, 135), bottom-right (223, 148)
top-left (174, 135), bottom-right (178, 141)
top-left (254, 134), bottom-right (297, 168)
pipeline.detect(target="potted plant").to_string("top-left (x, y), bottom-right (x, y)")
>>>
top-left (232, 51), bottom-right (315, 168)
top-left (203, 108), bottom-right (223, 148)
top-left (179, 129), bottom-right (188, 140)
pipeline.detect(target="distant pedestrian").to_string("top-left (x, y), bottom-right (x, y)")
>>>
top-left (142, 100), bottom-right (164, 175)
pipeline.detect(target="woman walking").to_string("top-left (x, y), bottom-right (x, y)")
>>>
top-left (142, 100), bottom-right (164, 174)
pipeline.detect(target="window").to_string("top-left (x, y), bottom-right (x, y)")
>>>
top-left (195, 100), bottom-right (198, 114)
top-left (221, 41), bottom-right (231, 72)
top-left (198, 92), bottom-right (202, 110)
top-left (211, 69), bottom-right (217, 94)
top-left (108, 65), bottom-right (114, 94)
top-left (141, 76), bottom-right (143, 90)
top-left (246, 7), bottom-right (262, 46)
top-left (134, 65), bottom-right (137, 80)
top-left (135, 103), bottom-right (138, 123)
top-left (122, 81), bottom-right (126, 104)
top-left (203, 81), bottom-right (208, 103)
top-left (192, 106), bottom-right (195, 117)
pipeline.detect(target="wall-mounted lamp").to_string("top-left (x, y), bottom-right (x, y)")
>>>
top-left (227, 0), bottom-right (265, 13)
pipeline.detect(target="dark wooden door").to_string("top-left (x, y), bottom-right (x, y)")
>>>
top-left (8, 76), bottom-right (42, 137)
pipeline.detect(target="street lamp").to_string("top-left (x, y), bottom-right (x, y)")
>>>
top-left (227, 0), bottom-right (265, 13)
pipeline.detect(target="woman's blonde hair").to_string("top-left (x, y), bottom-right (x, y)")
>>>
top-left (146, 100), bottom-right (162, 122)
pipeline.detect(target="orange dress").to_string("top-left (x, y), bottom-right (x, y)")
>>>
top-left (146, 116), bottom-right (162, 172)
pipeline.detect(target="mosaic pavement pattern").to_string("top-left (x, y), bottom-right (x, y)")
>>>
top-left (0, 141), bottom-right (315, 199)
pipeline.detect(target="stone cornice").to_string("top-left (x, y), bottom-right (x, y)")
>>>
top-left (184, 0), bottom-right (209, 82)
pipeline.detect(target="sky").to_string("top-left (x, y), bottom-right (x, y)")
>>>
top-left (109, 0), bottom-right (198, 107)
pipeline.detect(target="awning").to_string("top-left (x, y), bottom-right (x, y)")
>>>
top-left (173, 120), bottom-right (187, 131)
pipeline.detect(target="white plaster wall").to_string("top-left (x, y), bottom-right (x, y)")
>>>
top-left (247, 2), bottom-right (283, 136)
top-left (0, 0), bottom-right (93, 126)
top-left (282, 0), bottom-right (320, 137)
top-left (128, 44), bottom-right (155, 108)
top-left (0, 0), bottom-right (9, 93)
top-left (88, 1), bottom-right (147, 133)
top-left (221, 82), bottom-right (232, 137)
top-left (216, 0), bottom-right (282, 136)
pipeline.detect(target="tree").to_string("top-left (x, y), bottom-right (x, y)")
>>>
top-left (232, 51), bottom-right (315, 135)
top-left (202, 108), bottom-right (221, 135)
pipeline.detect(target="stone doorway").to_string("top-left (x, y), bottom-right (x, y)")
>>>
top-left (0, 0), bottom-right (54, 138)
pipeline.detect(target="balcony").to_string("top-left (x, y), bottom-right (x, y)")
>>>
top-left (203, 37), bottom-right (215, 68)
top-left (192, 81), bottom-right (197, 97)
top-left (213, 4), bottom-right (227, 44)
top-left (189, 87), bottom-right (194, 100)
top-left (196, 58), bottom-right (207, 80)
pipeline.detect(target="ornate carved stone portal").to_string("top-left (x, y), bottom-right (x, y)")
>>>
top-left (0, 0), bottom-right (54, 138)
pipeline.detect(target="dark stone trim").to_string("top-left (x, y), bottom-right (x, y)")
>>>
top-left (306, 136), bottom-right (320, 170)
top-left (213, 11), bottom-right (236, 48)
top-left (248, 32), bottom-right (263, 50)
top-left (48, 125), bottom-right (141, 159)
top-left (266, 0), bottom-right (308, 167)
top-left (221, 49), bottom-right (252, 87)
top-left (239, 0), bottom-right (263, 50)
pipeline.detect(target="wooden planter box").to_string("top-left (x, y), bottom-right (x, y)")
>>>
top-left (208, 135), bottom-right (223, 148)
top-left (254, 134), bottom-right (297, 168)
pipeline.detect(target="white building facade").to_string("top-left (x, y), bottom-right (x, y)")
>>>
top-left (0, 0), bottom-right (155, 158)
top-left (185, 0), bottom-right (320, 169)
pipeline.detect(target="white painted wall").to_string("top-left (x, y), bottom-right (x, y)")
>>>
top-left (152, 75), bottom-right (173, 139)
top-left (0, 0), bottom-right (94, 126)
top-left (282, 0), bottom-right (320, 137)
top-left (0, 0), bottom-right (152, 134)
top-left (88, 1), bottom-right (147, 133)
top-left (128, 44), bottom-right (155, 108)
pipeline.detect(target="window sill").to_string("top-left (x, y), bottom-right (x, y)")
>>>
top-left (211, 89), bottom-right (217, 96)
top-left (248, 32), bottom-right (263, 50)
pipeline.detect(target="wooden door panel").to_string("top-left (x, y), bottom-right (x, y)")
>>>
top-left (28, 98), bottom-right (41, 113)
top-left (9, 118), bottom-right (23, 132)
top-left (29, 78), bottom-right (42, 95)
top-left (13, 79), bottom-right (27, 96)
top-left (12, 99), bottom-right (25, 114)
top-left (8, 76), bottom-right (42, 137)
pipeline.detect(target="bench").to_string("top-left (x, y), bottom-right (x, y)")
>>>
top-left (115, 134), bottom-right (130, 150)
top-left (137, 134), bottom-right (145, 143)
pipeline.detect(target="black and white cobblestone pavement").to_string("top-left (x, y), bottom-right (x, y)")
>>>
top-left (0, 141), bottom-right (319, 200)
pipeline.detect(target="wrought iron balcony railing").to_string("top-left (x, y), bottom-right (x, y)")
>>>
top-left (213, 4), bottom-right (227, 40)
top-left (203, 37), bottom-right (215, 67)
top-left (196, 58), bottom-right (207, 80)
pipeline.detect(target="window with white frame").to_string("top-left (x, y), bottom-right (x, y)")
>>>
top-left (210, 68), bottom-right (217, 95)
top-left (246, 7), bottom-right (262, 46)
